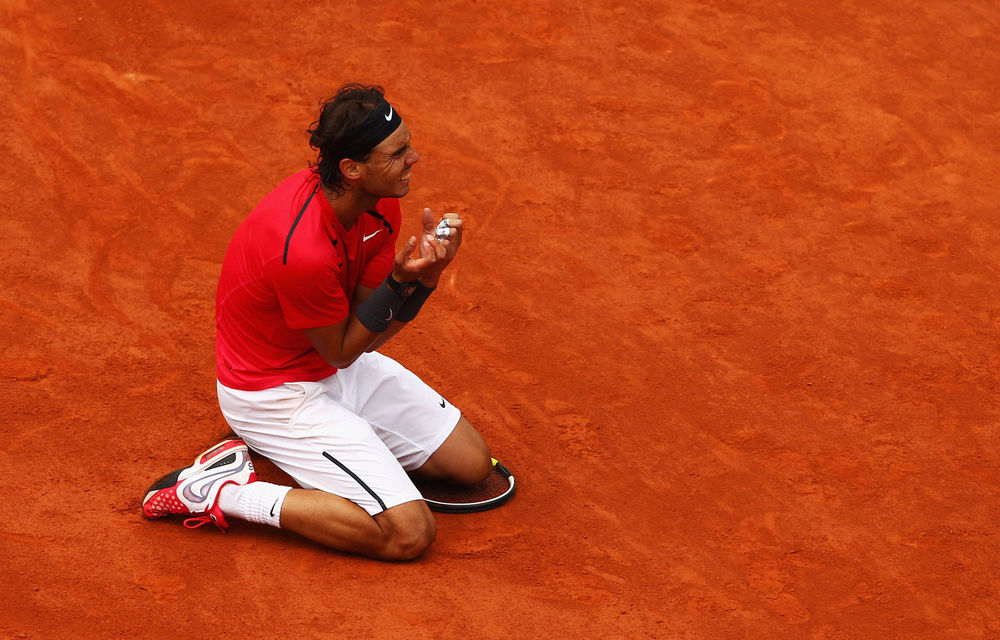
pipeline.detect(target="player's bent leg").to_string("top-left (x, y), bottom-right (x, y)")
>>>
top-left (278, 488), bottom-right (435, 561)
top-left (414, 416), bottom-right (492, 485)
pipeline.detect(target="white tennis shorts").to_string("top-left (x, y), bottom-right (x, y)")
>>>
top-left (216, 351), bottom-right (461, 515)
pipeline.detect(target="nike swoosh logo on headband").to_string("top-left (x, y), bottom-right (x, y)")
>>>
top-left (385, 106), bottom-right (393, 121)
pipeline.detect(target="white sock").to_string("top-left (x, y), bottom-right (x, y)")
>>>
top-left (218, 482), bottom-right (291, 528)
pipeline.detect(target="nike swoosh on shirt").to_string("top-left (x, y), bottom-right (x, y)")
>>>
top-left (363, 230), bottom-right (382, 242)
top-left (384, 106), bottom-right (393, 121)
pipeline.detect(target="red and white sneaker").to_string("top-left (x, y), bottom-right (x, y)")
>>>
top-left (142, 439), bottom-right (256, 532)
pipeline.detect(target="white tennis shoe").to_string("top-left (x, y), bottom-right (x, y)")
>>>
top-left (142, 439), bottom-right (256, 532)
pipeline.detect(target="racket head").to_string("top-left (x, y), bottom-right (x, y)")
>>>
top-left (411, 458), bottom-right (516, 513)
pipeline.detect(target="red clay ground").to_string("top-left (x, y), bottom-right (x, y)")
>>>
top-left (3, 1), bottom-right (1000, 638)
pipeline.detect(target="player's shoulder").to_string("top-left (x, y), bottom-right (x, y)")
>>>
top-left (257, 169), bottom-right (319, 214)
top-left (244, 170), bottom-right (318, 230)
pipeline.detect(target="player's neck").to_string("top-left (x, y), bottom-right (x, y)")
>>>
top-left (321, 185), bottom-right (378, 230)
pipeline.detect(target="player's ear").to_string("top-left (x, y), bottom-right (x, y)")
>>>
top-left (339, 157), bottom-right (363, 181)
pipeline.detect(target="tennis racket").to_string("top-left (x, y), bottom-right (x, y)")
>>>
top-left (411, 458), bottom-right (516, 513)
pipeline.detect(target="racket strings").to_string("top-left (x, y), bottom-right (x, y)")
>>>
top-left (410, 461), bottom-right (516, 512)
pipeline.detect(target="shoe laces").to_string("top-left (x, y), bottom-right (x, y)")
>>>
top-left (183, 513), bottom-right (226, 533)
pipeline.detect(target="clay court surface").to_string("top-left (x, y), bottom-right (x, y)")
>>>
top-left (3, 1), bottom-right (1000, 638)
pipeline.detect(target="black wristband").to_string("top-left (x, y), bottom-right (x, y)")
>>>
top-left (386, 273), bottom-right (418, 297)
top-left (356, 280), bottom-right (406, 332)
top-left (396, 283), bottom-right (435, 323)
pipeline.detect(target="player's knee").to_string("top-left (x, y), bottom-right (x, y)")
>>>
top-left (466, 451), bottom-right (493, 485)
top-left (385, 520), bottom-right (436, 560)
top-left (452, 447), bottom-right (492, 485)
top-left (375, 503), bottom-right (436, 561)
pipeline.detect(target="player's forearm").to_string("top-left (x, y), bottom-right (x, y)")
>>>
top-left (340, 315), bottom-right (386, 363)
top-left (304, 316), bottom-right (381, 369)
top-left (365, 320), bottom-right (407, 352)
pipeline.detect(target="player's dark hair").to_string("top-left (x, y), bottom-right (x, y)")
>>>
top-left (307, 83), bottom-right (388, 196)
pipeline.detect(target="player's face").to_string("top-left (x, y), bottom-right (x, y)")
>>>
top-left (361, 122), bottom-right (419, 198)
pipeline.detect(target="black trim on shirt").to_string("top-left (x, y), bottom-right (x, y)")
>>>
top-left (283, 185), bottom-right (319, 265)
top-left (365, 209), bottom-right (394, 236)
